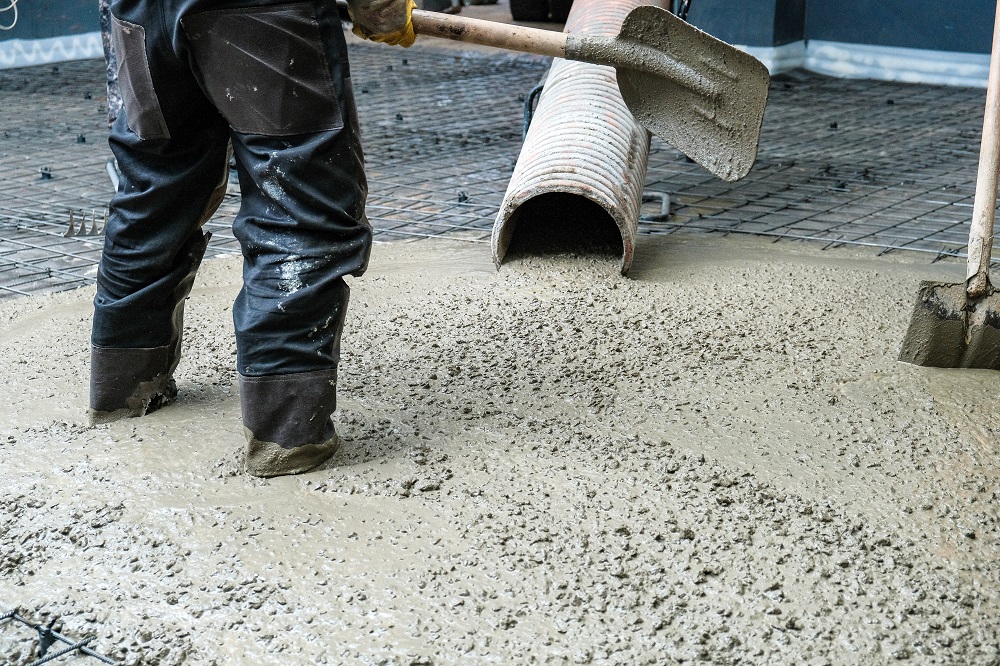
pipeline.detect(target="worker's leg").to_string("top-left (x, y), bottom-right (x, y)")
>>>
top-left (181, 1), bottom-right (371, 476)
top-left (90, 1), bottom-right (230, 424)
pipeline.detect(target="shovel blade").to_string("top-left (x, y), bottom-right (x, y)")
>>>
top-left (616, 6), bottom-right (770, 182)
top-left (899, 282), bottom-right (968, 368)
top-left (899, 281), bottom-right (1000, 369)
top-left (963, 290), bottom-right (1000, 368)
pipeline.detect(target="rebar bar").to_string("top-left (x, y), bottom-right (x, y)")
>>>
top-left (1, 610), bottom-right (116, 665)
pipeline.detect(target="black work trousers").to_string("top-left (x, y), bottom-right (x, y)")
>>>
top-left (93, 0), bottom-right (370, 378)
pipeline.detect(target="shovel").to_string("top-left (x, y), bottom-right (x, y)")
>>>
top-left (898, 0), bottom-right (1000, 369)
top-left (347, 4), bottom-right (770, 182)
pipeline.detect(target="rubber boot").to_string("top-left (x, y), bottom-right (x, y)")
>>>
top-left (88, 346), bottom-right (179, 425)
top-left (89, 295), bottom-right (186, 425)
top-left (240, 369), bottom-right (340, 477)
top-left (89, 230), bottom-right (209, 426)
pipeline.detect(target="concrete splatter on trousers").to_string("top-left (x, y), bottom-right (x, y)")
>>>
top-left (99, 0), bottom-right (123, 127)
top-left (92, 0), bottom-right (372, 477)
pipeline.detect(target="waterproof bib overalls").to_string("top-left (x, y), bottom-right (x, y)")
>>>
top-left (90, 0), bottom-right (371, 477)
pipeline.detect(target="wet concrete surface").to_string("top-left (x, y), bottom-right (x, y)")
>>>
top-left (1, 235), bottom-right (998, 665)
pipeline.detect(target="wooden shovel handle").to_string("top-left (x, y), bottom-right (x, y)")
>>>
top-left (411, 9), bottom-right (569, 58)
top-left (335, 1), bottom-right (569, 58)
top-left (967, 0), bottom-right (1000, 297)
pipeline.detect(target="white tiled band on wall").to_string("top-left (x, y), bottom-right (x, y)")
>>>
top-left (741, 40), bottom-right (990, 88)
top-left (0, 30), bottom-right (990, 89)
top-left (0, 32), bottom-right (103, 69)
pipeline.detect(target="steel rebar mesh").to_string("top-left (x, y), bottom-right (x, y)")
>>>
top-left (0, 43), bottom-right (995, 301)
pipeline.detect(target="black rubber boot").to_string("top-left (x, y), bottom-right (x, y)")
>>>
top-left (88, 346), bottom-right (180, 425)
top-left (90, 229), bottom-right (209, 425)
top-left (240, 369), bottom-right (340, 477)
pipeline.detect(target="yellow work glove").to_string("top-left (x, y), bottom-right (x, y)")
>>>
top-left (347, 0), bottom-right (417, 48)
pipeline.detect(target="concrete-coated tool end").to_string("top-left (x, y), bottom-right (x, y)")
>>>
top-left (898, 281), bottom-right (967, 368)
top-left (898, 280), bottom-right (1000, 370)
top-left (963, 292), bottom-right (1000, 369)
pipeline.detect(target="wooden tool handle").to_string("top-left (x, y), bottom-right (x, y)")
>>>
top-left (335, 1), bottom-right (568, 58)
top-left (967, 0), bottom-right (1000, 297)
top-left (410, 9), bottom-right (568, 58)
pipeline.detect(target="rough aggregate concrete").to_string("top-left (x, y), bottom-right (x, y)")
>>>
top-left (1, 234), bottom-right (998, 665)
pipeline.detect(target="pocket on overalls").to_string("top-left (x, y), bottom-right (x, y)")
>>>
top-left (181, 3), bottom-right (344, 136)
top-left (110, 14), bottom-right (171, 140)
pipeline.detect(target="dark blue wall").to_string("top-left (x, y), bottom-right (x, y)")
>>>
top-left (806, 1), bottom-right (992, 53)
top-left (0, 0), bottom-right (98, 40)
top-left (687, 0), bottom-right (779, 47)
top-left (774, 0), bottom-right (806, 45)
top-left (2, 0), bottom-right (994, 55)
top-left (687, 0), bottom-right (992, 53)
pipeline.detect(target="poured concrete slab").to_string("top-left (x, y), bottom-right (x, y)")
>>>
top-left (1, 234), bottom-right (997, 664)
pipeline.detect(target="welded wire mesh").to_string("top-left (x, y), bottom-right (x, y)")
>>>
top-left (0, 44), bottom-right (994, 301)
top-left (641, 70), bottom-right (988, 261)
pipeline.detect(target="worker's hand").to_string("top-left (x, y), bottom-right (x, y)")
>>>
top-left (347, 0), bottom-right (417, 48)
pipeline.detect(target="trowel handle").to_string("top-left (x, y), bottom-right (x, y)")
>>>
top-left (335, 1), bottom-right (569, 59)
top-left (411, 9), bottom-right (569, 58)
top-left (967, 0), bottom-right (1000, 297)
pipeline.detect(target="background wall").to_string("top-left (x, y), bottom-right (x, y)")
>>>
top-left (685, 0), bottom-right (779, 47)
top-left (0, 0), bottom-right (101, 69)
top-left (805, 0), bottom-right (991, 53)
top-left (686, 0), bottom-right (991, 53)
top-left (1, 0), bottom-right (98, 40)
top-left (0, 0), bottom-right (993, 84)
top-left (680, 0), bottom-right (991, 85)
top-left (773, 0), bottom-right (806, 46)
top-left (2, 0), bottom-right (991, 53)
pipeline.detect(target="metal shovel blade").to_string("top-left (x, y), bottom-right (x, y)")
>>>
top-left (569, 6), bottom-right (770, 182)
top-left (382, 3), bottom-right (770, 180)
top-left (898, 281), bottom-right (1000, 369)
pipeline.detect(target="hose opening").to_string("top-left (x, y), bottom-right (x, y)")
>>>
top-left (501, 193), bottom-right (623, 262)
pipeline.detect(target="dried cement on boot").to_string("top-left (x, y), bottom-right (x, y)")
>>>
top-left (243, 427), bottom-right (339, 478)
top-left (87, 377), bottom-right (177, 426)
top-left (1, 234), bottom-right (998, 665)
